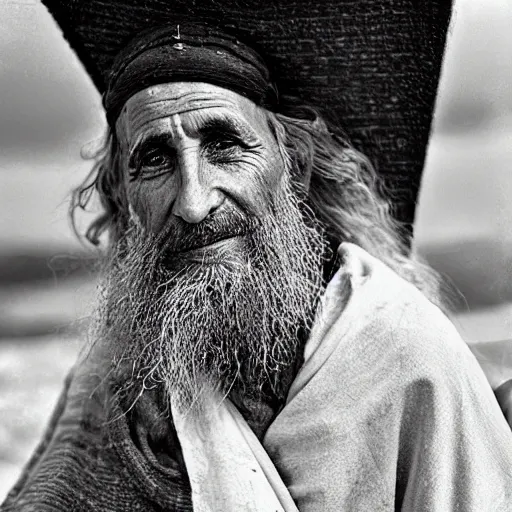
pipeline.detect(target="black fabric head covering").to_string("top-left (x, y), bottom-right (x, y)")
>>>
top-left (104, 23), bottom-right (278, 125)
top-left (40, 0), bottom-right (453, 236)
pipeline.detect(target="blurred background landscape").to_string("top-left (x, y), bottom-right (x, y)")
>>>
top-left (1, 0), bottom-right (511, 499)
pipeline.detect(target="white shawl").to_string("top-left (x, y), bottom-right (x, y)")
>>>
top-left (173, 243), bottom-right (512, 511)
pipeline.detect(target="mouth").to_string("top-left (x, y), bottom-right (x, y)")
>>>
top-left (177, 234), bottom-right (243, 255)
top-left (161, 235), bottom-right (246, 268)
top-left (159, 211), bottom-right (259, 264)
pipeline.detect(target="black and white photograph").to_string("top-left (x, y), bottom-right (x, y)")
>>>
top-left (1, 0), bottom-right (511, 509)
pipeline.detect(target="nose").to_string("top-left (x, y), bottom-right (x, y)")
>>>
top-left (171, 143), bottom-right (225, 224)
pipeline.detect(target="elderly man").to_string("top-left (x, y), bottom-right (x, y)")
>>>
top-left (3, 4), bottom-right (512, 512)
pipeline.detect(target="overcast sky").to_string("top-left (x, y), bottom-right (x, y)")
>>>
top-left (0, 0), bottom-right (103, 158)
top-left (0, 0), bottom-right (511, 253)
top-left (0, 0), bottom-right (511, 155)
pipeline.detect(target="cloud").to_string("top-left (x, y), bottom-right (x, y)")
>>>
top-left (0, 2), bottom-right (103, 153)
top-left (434, 0), bottom-right (512, 134)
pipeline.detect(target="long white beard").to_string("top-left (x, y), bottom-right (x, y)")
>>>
top-left (97, 175), bottom-right (327, 413)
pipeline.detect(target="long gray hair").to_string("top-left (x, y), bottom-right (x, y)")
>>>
top-left (71, 103), bottom-right (447, 307)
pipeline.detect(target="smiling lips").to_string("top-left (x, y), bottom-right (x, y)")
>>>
top-left (160, 207), bottom-right (259, 256)
top-left (177, 233), bottom-right (244, 254)
top-left (160, 235), bottom-right (247, 270)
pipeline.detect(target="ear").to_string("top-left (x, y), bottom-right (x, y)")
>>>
top-left (95, 129), bottom-right (132, 244)
top-left (266, 113), bottom-right (313, 193)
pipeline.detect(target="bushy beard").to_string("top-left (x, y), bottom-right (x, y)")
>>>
top-left (97, 174), bottom-right (327, 413)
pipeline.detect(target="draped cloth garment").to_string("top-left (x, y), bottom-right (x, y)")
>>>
top-left (172, 243), bottom-right (512, 511)
top-left (3, 243), bottom-right (512, 511)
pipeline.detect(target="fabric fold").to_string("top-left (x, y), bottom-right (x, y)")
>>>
top-left (172, 395), bottom-right (298, 511)
top-left (173, 243), bottom-right (512, 511)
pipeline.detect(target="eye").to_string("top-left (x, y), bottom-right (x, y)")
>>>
top-left (130, 146), bottom-right (176, 181)
top-left (140, 148), bottom-right (172, 168)
top-left (202, 133), bottom-right (244, 163)
top-left (207, 137), bottom-right (241, 153)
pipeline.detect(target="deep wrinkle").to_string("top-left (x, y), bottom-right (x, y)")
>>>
top-left (119, 88), bottom-right (263, 142)
top-left (128, 117), bottom-right (260, 171)
top-left (116, 82), bottom-right (285, 236)
top-left (126, 107), bottom-right (262, 164)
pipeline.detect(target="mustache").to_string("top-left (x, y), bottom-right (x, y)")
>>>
top-left (100, 174), bottom-right (328, 412)
top-left (159, 207), bottom-right (260, 254)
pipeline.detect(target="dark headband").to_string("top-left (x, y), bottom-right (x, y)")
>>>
top-left (103, 23), bottom-right (278, 126)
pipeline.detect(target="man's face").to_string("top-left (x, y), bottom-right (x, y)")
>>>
top-left (116, 82), bottom-right (285, 267)
top-left (105, 82), bottom-right (326, 412)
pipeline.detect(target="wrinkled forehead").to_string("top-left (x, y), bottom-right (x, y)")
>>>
top-left (116, 82), bottom-right (271, 144)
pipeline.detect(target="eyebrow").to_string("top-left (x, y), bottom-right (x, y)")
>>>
top-left (127, 112), bottom-right (261, 167)
top-left (198, 116), bottom-right (260, 146)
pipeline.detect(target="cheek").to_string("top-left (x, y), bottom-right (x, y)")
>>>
top-left (125, 174), bottom-right (178, 233)
top-left (249, 147), bottom-right (286, 206)
top-left (261, 148), bottom-right (285, 187)
top-left (225, 154), bottom-right (283, 215)
top-left (122, 149), bottom-right (285, 227)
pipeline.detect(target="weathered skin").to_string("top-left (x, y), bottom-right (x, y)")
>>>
top-left (116, 82), bottom-right (286, 240)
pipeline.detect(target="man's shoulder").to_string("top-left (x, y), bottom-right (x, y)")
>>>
top-left (290, 242), bottom-right (491, 414)
top-left (329, 243), bottom-right (480, 388)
